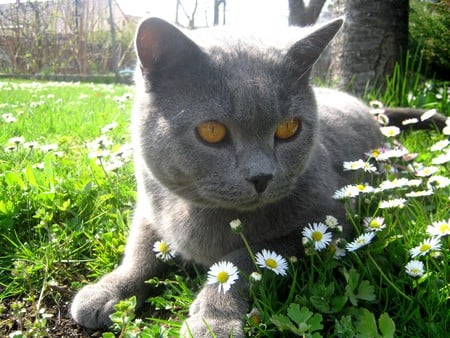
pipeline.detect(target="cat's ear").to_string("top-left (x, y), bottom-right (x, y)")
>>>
top-left (285, 18), bottom-right (344, 80)
top-left (135, 17), bottom-right (203, 75)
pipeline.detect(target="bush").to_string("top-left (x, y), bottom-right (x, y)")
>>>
top-left (409, 0), bottom-right (450, 78)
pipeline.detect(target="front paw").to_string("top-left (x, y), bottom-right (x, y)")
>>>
top-left (181, 316), bottom-right (244, 338)
top-left (71, 283), bottom-right (120, 329)
top-left (180, 286), bottom-right (247, 338)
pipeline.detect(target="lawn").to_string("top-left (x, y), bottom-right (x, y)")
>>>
top-left (0, 79), bottom-right (449, 337)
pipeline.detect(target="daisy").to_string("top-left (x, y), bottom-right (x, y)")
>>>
top-left (8, 136), bottom-right (25, 145)
top-left (249, 272), bottom-right (262, 283)
top-left (420, 108), bottom-right (437, 121)
top-left (40, 144), bottom-right (58, 152)
top-left (343, 160), bottom-right (377, 173)
top-left (380, 126), bottom-right (401, 137)
top-left (152, 240), bottom-right (176, 262)
top-left (402, 118), bottom-right (419, 126)
top-left (415, 166), bottom-right (439, 177)
top-left (328, 239), bottom-right (347, 259)
top-left (346, 232), bottom-right (376, 252)
top-left (430, 139), bottom-right (450, 152)
top-left (427, 175), bottom-right (450, 189)
top-left (324, 215), bottom-right (339, 228)
top-left (302, 222), bottom-right (333, 251)
top-left (431, 152), bottom-right (450, 165)
top-left (255, 249), bottom-right (288, 276)
top-left (363, 217), bottom-right (386, 232)
top-left (405, 190), bottom-right (434, 198)
top-left (426, 220), bottom-right (450, 238)
top-left (207, 261), bottom-right (239, 294)
top-left (405, 260), bottom-right (424, 278)
top-left (332, 185), bottom-right (360, 200)
top-left (379, 198), bottom-right (407, 209)
top-left (101, 121), bottom-right (118, 134)
top-left (229, 219), bottom-right (243, 233)
top-left (376, 148), bottom-right (408, 161)
top-left (23, 141), bottom-right (39, 150)
top-left (409, 237), bottom-right (441, 258)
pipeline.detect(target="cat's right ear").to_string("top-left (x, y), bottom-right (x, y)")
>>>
top-left (135, 17), bottom-right (202, 75)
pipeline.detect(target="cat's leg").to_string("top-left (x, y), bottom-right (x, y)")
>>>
top-left (71, 215), bottom-right (166, 329)
top-left (181, 234), bottom-right (300, 338)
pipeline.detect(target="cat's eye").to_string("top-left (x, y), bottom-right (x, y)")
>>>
top-left (196, 121), bottom-right (227, 144)
top-left (275, 118), bottom-right (300, 140)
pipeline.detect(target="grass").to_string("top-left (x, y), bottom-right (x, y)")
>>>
top-left (0, 78), bottom-right (449, 337)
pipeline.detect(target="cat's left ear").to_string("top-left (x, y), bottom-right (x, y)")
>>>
top-left (285, 18), bottom-right (344, 80)
top-left (135, 17), bottom-right (203, 75)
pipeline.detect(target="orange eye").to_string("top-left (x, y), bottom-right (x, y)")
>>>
top-left (275, 118), bottom-right (300, 140)
top-left (197, 121), bottom-right (227, 144)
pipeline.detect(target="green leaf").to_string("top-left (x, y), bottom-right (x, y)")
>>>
top-left (335, 316), bottom-right (356, 338)
top-left (310, 295), bottom-right (331, 313)
top-left (308, 313), bottom-right (324, 332)
top-left (355, 308), bottom-right (379, 338)
top-left (271, 314), bottom-right (298, 332)
top-left (378, 312), bottom-right (395, 338)
top-left (356, 280), bottom-right (376, 302)
top-left (331, 295), bottom-right (348, 313)
top-left (287, 304), bottom-right (312, 324)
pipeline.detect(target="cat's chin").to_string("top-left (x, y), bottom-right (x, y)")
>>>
top-left (193, 193), bottom-right (288, 212)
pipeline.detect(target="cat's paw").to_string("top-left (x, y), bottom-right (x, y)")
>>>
top-left (71, 283), bottom-right (119, 329)
top-left (180, 286), bottom-right (246, 338)
top-left (180, 316), bottom-right (244, 338)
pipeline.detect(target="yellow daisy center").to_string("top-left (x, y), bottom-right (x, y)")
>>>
top-left (157, 242), bottom-right (169, 253)
top-left (357, 184), bottom-right (366, 191)
top-left (312, 231), bottom-right (323, 242)
top-left (420, 244), bottom-right (431, 252)
top-left (439, 223), bottom-right (450, 233)
top-left (217, 271), bottom-right (229, 284)
top-left (369, 220), bottom-right (380, 229)
top-left (372, 149), bottom-right (380, 157)
top-left (249, 314), bottom-right (261, 325)
top-left (411, 268), bottom-right (420, 274)
top-left (265, 258), bottom-right (278, 269)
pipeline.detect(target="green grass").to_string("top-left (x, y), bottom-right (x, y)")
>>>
top-left (0, 79), bottom-right (449, 337)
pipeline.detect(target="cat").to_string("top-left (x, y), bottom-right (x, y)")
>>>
top-left (71, 17), bottom-right (384, 337)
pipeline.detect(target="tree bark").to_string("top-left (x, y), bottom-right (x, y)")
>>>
top-left (329, 0), bottom-right (409, 96)
top-left (288, 0), bottom-right (326, 26)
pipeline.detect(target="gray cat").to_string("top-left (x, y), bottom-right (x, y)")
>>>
top-left (71, 17), bottom-right (382, 337)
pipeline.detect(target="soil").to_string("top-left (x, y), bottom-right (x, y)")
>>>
top-left (1, 294), bottom-right (103, 337)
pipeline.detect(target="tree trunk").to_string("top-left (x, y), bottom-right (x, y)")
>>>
top-left (329, 0), bottom-right (409, 96)
top-left (288, 0), bottom-right (326, 26)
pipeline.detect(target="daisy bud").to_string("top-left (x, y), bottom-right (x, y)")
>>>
top-left (249, 272), bottom-right (262, 283)
top-left (229, 219), bottom-right (243, 233)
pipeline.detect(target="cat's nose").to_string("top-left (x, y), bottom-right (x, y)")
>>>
top-left (248, 174), bottom-right (273, 193)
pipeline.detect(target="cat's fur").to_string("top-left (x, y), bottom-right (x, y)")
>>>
top-left (71, 17), bottom-right (382, 337)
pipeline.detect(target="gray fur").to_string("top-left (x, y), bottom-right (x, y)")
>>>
top-left (71, 17), bottom-right (382, 337)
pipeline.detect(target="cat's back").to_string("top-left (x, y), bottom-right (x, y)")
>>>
top-left (314, 87), bottom-right (382, 160)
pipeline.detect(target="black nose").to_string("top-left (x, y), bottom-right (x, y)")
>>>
top-left (248, 174), bottom-right (273, 193)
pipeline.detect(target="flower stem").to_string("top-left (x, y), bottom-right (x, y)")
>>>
top-left (368, 252), bottom-right (412, 301)
top-left (240, 233), bottom-right (260, 273)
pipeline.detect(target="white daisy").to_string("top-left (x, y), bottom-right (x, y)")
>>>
top-left (229, 219), bottom-right (243, 233)
top-left (343, 159), bottom-right (375, 172)
top-left (379, 198), bottom-right (407, 209)
top-left (430, 139), bottom-right (450, 152)
top-left (255, 249), bottom-right (288, 276)
top-left (380, 126), bottom-right (401, 137)
top-left (426, 220), bottom-right (450, 238)
top-left (8, 136), bottom-right (25, 144)
top-left (346, 232), bottom-right (376, 252)
top-left (406, 190), bottom-right (434, 198)
top-left (152, 240), bottom-right (176, 262)
top-left (302, 222), bottom-right (333, 251)
top-left (420, 108), bottom-right (437, 121)
top-left (376, 148), bottom-right (408, 161)
top-left (415, 166), bottom-right (439, 177)
top-left (249, 272), bottom-right (262, 283)
top-left (431, 152), bottom-right (450, 165)
top-left (329, 238), bottom-right (347, 259)
top-left (409, 237), bottom-right (442, 258)
top-left (324, 215), bottom-right (339, 228)
top-left (207, 261), bottom-right (239, 294)
top-left (427, 175), bottom-right (450, 189)
top-left (405, 260), bottom-right (424, 277)
top-left (363, 217), bottom-right (386, 232)
top-left (332, 185), bottom-right (360, 200)
top-left (402, 118), bottom-right (419, 126)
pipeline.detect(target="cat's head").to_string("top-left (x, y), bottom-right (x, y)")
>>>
top-left (133, 18), bottom-right (343, 211)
